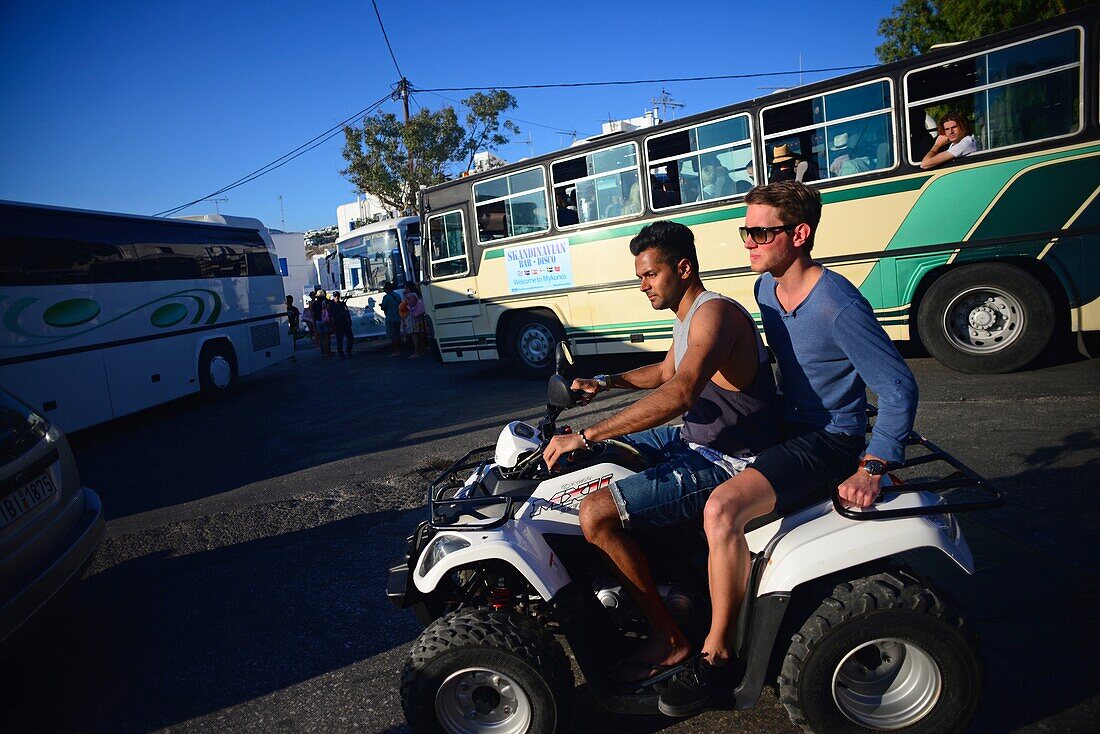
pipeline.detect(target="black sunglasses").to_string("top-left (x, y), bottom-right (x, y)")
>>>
top-left (739, 225), bottom-right (796, 244)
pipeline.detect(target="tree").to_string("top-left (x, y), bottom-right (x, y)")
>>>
top-left (341, 90), bottom-right (519, 214)
top-left (876, 0), bottom-right (1090, 63)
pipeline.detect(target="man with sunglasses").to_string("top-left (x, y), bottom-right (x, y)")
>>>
top-left (659, 180), bottom-right (918, 716)
top-left (542, 220), bottom-right (781, 682)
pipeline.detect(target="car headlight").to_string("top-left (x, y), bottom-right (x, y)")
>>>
top-left (420, 535), bottom-right (471, 575)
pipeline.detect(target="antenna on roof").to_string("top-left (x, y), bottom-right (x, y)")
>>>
top-left (650, 89), bottom-right (684, 120)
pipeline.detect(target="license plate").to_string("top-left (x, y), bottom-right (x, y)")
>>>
top-left (0, 472), bottom-right (57, 528)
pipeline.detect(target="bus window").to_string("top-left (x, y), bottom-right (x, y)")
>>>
top-left (645, 113), bottom-right (753, 209)
top-left (551, 143), bottom-right (641, 226)
top-left (0, 209), bottom-right (130, 285)
top-left (905, 28), bottom-right (1082, 163)
top-left (762, 79), bottom-right (895, 182)
top-left (473, 166), bottom-right (549, 243)
top-left (428, 210), bottom-right (468, 279)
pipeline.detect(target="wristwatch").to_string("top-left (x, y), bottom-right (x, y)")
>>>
top-left (593, 374), bottom-right (611, 391)
top-left (860, 458), bottom-right (887, 477)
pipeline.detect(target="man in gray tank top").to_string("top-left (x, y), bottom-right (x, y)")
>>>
top-left (543, 221), bottom-right (780, 681)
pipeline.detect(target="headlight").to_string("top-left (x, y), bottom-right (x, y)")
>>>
top-left (420, 535), bottom-right (471, 575)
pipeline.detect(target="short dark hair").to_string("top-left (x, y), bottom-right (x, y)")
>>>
top-left (629, 220), bottom-right (699, 274)
top-left (745, 181), bottom-right (822, 252)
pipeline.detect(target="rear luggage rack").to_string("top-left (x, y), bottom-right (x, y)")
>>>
top-left (833, 423), bottom-right (1004, 521)
top-left (427, 445), bottom-right (514, 530)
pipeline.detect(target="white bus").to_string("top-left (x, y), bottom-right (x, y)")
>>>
top-left (0, 200), bottom-right (292, 433)
top-left (334, 215), bottom-right (421, 337)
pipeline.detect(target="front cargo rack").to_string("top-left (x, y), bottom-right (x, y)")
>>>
top-left (427, 445), bottom-right (515, 530)
top-left (832, 429), bottom-right (1004, 520)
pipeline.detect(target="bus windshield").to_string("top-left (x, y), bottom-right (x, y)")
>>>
top-left (342, 229), bottom-right (402, 290)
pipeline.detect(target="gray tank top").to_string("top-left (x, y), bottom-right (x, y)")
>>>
top-left (674, 291), bottom-right (780, 457)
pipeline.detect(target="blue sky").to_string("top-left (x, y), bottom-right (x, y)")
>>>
top-left (0, 0), bottom-right (897, 231)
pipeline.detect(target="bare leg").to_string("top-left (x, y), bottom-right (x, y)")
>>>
top-left (701, 468), bottom-right (776, 663)
top-left (579, 489), bottom-right (691, 678)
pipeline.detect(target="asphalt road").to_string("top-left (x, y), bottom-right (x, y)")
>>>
top-left (2, 341), bottom-right (1098, 733)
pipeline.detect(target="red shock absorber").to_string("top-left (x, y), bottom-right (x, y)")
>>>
top-left (489, 585), bottom-right (511, 610)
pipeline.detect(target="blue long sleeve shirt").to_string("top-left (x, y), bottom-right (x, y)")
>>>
top-left (755, 268), bottom-right (918, 464)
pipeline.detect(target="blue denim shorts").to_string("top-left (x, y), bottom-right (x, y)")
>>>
top-left (609, 425), bottom-right (740, 530)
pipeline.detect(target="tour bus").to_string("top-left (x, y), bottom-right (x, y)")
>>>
top-left (334, 215), bottom-right (421, 337)
top-left (419, 6), bottom-right (1100, 376)
top-left (0, 201), bottom-right (292, 433)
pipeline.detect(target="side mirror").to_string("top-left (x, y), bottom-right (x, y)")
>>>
top-left (555, 340), bottom-right (574, 376)
top-left (547, 374), bottom-right (575, 409)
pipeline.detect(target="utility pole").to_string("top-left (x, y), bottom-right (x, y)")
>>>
top-left (396, 77), bottom-right (414, 214)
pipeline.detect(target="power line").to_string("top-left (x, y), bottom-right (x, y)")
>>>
top-left (371, 0), bottom-right (403, 79)
top-left (419, 89), bottom-right (577, 136)
top-left (414, 65), bottom-right (876, 93)
top-left (154, 92), bottom-right (391, 217)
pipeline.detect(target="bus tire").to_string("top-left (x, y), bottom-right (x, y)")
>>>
top-left (916, 263), bottom-right (1054, 374)
top-left (507, 312), bottom-right (564, 378)
top-left (198, 341), bottom-right (237, 396)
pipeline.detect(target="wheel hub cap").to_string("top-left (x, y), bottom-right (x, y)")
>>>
top-left (943, 286), bottom-right (1025, 354)
top-left (832, 638), bottom-right (942, 730)
top-left (519, 324), bottom-right (553, 366)
top-left (436, 667), bottom-right (532, 734)
top-left (209, 356), bottom-right (232, 388)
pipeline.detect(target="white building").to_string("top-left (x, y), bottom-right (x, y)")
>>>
top-left (270, 231), bottom-right (313, 307)
top-left (601, 109), bottom-right (661, 136)
top-left (336, 193), bottom-right (393, 237)
top-left (470, 151), bottom-right (507, 173)
top-left (310, 251), bottom-right (342, 295)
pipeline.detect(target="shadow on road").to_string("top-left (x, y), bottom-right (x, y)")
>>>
top-left (1, 504), bottom-right (425, 732)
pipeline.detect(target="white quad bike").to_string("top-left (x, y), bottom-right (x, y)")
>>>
top-left (387, 344), bottom-right (1003, 733)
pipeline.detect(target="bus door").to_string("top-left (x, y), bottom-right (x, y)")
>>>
top-left (424, 207), bottom-right (484, 361)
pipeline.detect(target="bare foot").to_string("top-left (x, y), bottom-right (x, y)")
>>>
top-left (612, 637), bottom-right (692, 682)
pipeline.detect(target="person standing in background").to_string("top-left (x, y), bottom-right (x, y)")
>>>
top-left (330, 291), bottom-right (354, 358)
top-left (381, 282), bottom-right (404, 357)
top-left (285, 295), bottom-right (300, 362)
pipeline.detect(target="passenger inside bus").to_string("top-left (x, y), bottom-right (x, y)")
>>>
top-left (828, 132), bottom-right (873, 177)
top-left (556, 190), bottom-right (579, 226)
top-left (769, 144), bottom-right (814, 183)
top-left (733, 160), bottom-right (755, 193)
top-left (920, 112), bottom-right (979, 170)
top-left (700, 159), bottom-right (734, 199)
top-left (621, 181), bottom-right (643, 215)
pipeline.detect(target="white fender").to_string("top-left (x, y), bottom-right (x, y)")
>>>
top-left (414, 461), bottom-right (638, 600)
top-left (754, 491), bottom-right (974, 596)
top-left (413, 523), bottom-right (573, 601)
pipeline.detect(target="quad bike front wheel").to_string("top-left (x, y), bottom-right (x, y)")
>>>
top-left (401, 607), bottom-right (574, 734)
top-left (779, 570), bottom-right (981, 733)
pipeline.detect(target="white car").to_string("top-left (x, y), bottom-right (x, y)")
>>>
top-left (0, 387), bottom-right (105, 642)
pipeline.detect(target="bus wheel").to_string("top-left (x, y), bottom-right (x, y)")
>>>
top-left (198, 341), bottom-right (237, 396)
top-left (916, 263), bottom-right (1053, 374)
top-left (508, 312), bottom-right (564, 378)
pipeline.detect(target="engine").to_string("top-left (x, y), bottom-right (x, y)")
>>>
top-left (592, 578), bottom-right (699, 628)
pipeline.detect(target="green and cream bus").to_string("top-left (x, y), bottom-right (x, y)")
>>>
top-left (420, 7), bottom-right (1100, 376)
top-left (0, 201), bottom-right (291, 432)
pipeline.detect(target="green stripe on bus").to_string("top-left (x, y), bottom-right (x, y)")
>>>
top-left (970, 156), bottom-right (1100, 242)
top-left (885, 146), bottom-right (1100, 251)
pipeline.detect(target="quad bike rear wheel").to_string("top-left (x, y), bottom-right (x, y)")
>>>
top-left (779, 570), bottom-right (981, 733)
top-left (401, 607), bottom-right (574, 733)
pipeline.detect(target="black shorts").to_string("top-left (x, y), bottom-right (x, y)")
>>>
top-left (750, 423), bottom-right (865, 513)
